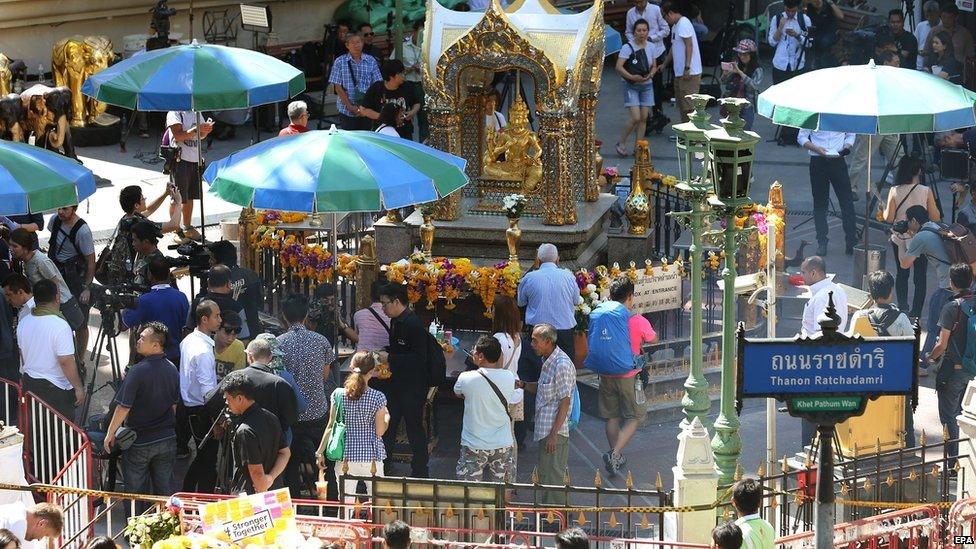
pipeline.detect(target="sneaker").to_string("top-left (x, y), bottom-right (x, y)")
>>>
top-left (614, 452), bottom-right (628, 472)
top-left (182, 226), bottom-right (203, 241)
top-left (603, 450), bottom-right (616, 476)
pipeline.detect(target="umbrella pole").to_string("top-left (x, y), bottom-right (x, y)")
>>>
top-left (863, 134), bottom-right (872, 287)
top-left (331, 212), bottom-right (339, 356)
top-left (196, 111), bottom-right (205, 242)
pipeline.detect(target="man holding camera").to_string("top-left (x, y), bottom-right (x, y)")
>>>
top-left (797, 128), bottom-right (858, 256)
top-left (188, 266), bottom-right (249, 341)
top-left (122, 257), bottom-right (189, 366)
top-left (899, 205), bottom-right (953, 374)
top-left (103, 321), bottom-right (180, 496)
top-left (130, 221), bottom-right (166, 290)
top-left (166, 111), bottom-right (212, 242)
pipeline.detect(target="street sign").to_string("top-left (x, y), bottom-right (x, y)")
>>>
top-left (789, 396), bottom-right (863, 413)
top-left (739, 338), bottom-right (916, 398)
top-left (632, 268), bottom-right (682, 314)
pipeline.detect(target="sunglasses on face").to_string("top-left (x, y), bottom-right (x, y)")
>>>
top-left (363, 32), bottom-right (375, 36)
top-left (221, 326), bottom-right (242, 335)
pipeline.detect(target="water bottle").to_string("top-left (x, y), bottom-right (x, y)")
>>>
top-left (634, 375), bottom-right (646, 405)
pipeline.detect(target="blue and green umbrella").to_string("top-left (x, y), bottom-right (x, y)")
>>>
top-left (81, 41), bottom-right (305, 111)
top-left (0, 141), bottom-right (96, 215)
top-left (204, 127), bottom-right (468, 212)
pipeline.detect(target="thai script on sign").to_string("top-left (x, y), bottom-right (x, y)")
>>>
top-left (770, 347), bottom-right (886, 371)
top-left (632, 268), bottom-right (681, 314)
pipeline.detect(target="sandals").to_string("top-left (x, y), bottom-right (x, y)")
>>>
top-left (615, 143), bottom-right (627, 157)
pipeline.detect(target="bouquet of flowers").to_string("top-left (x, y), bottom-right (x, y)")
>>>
top-left (603, 166), bottom-right (620, 179)
top-left (127, 498), bottom-right (182, 548)
top-left (502, 194), bottom-right (528, 219)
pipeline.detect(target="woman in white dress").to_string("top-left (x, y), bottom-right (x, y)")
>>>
top-left (492, 294), bottom-right (523, 481)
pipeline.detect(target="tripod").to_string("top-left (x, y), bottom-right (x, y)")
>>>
top-left (79, 308), bottom-right (124, 424)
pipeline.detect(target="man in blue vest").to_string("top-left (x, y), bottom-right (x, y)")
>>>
top-left (585, 277), bottom-right (646, 477)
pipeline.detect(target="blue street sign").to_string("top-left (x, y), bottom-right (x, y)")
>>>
top-left (740, 338), bottom-right (916, 398)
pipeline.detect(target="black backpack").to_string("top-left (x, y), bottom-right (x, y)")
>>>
top-left (773, 11), bottom-right (808, 33)
top-left (425, 332), bottom-right (447, 388)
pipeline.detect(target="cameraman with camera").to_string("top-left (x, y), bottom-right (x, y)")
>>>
top-left (47, 205), bottom-right (95, 361)
top-left (188, 266), bottom-right (249, 341)
top-left (103, 321), bottom-right (180, 497)
top-left (122, 257), bottom-right (190, 366)
top-left (101, 185), bottom-right (182, 288)
top-left (130, 221), bottom-right (167, 290)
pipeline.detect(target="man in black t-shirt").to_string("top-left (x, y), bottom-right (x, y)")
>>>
top-left (360, 59), bottom-right (420, 139)
top-left (223, 370), bottom-right (289, 494)
top-left (188, 265), bottom-right (249, 339)
top-left (887, 10), bottom-right (918, 71)
top-left (928, 263), bottom-right (976, 467)
top-left (208, 240), bottom-right (263, 337)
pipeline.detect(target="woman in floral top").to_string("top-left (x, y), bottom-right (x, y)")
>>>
top-left (317, 351), bottom-right (389, 517)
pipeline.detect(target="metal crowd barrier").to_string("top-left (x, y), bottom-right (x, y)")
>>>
top-left (775, 505), bottom-right (942, 549)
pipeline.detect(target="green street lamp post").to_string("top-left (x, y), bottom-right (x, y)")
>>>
top-left (704, 97), bottom-right (760, 486)
top-left (670, 94), bottom-right (719, 430)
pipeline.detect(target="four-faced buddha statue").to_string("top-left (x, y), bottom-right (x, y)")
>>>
top-left (482, 95), bottom-right (543, 195)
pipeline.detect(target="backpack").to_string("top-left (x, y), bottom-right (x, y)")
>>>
top-left (954, 297), bottom-right (976, 373)
top-left (93, 216), bottom-right (139, 285)
top-left (773, 11), bottom-right (808, 33)
top-left (867, 306), bottom-right (902, 337)
top-left (425, 331), bottom-right (447, 388)
top-left (922, 223), bottom-right (976, 271)
top-left (48, 216), bottom-right (89, 295)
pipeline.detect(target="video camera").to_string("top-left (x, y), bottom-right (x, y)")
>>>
top-left (892, 219), bottom-right (910, 235)
top-left (166, 240), bottom-right (211, 278)
top-left (90, 283), bottom-right (142, 314)
top-left (843, 25), bottom-right (890, 65)
top-left (147, 0), bottom-right (177, 50)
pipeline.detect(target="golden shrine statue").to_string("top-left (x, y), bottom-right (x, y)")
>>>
top-left (52, 35), bottom-right (115, 127)
top-left (0, 54), bottom-right (12, 96)
top-left (420, 0), bottom-right (606, 225)
top-left (482, 96), bottom-right (543, 194)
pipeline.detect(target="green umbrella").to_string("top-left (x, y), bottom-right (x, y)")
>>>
top-left (0, 141), bottom-right (96, 215)
top-left (757, 61), bottom-right (976, 133)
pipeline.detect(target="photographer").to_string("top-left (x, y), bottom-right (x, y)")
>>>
top-left (122, 257), bottom-right (189, 366)
top-left (899, 204), bottom-right (953, 373)
top-left (103, 321), bottom-right (180, 496)
top-left (165, 111), bottom-right (213, 242)
top-left (805, 0), bottom-right (844, 69)
top-left (103, 185), bottom-right (182, 288)
top-left (208, 240), bottom-right (262, 338)
top-left (188, 266), bottom-right (249, 340)
top-left (47, 205), bottom-right (95, 358)
top-left (130, 221), bottom-right (166, 290)
top-left (9, 228), bottom-right (86, 335)
top-left (887, 10), bottom-right (918, 71)
top-left (768, 0), bottom-right (812, 146)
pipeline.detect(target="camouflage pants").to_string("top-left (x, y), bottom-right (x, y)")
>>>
top-left (456, 445), bottom-right (515, 482)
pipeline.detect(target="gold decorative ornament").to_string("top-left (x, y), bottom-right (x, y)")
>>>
top-left (505, 218), bottom-right (522, 262)
top-left (51, 35), bottom-right (115, 127)
top-left (482, 95), bottom-right (543, 195)
top-left (0, 54), bottom-right (11, 96)
top-left (625, 140), bottom-right (652, 235)
top-left (420, 212), bottom-right (436, 258)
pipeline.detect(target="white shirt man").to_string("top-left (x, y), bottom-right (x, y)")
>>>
top-left (17, 297), bottom-right (35, 322)
top-left (626, 0), bottom-right (670, 58)
top-left (800, 259), bottom-right (849, 336)
top-left (797, 129), bottom-right (856, 157)
top-left (453, 336), bottom-right (517, 482)
top-left (179, 327), bottom-right (217, 407)
top-left (767, 6), bottom-right (812, 73)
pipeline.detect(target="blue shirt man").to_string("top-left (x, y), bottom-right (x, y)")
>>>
top-left (122, 257), bottom-right (190, 364)
top-left (328, 32), bottom-right (382, 130)
top-left (517, 244), bottom-right (579, 331)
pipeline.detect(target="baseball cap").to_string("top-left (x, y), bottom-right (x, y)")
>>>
top-left (733, 39), bottom-right (757, 53)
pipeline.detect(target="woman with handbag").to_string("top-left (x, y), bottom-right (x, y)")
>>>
top-left (883, 156), bottom-right (940, 317)
top-left (614, 18), bottom-right (659, 157)
top-left (492, 295), bottom-right (524, 481)
top-left (316, 351), bottom-right (389, 518)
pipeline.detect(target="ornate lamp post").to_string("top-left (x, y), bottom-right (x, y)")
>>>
top-left (670, 94), bottom-right (719, 430)
top-left (705, 97), bottom-right (760, 486)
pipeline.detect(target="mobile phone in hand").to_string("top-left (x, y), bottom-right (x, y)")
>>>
top-left (721, 61), bottom-right (734, 71)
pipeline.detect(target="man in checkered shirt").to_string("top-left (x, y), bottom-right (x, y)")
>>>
top-left (328, 32), bottom-right (382, 130)
top-left (522, 323), bottom-right (576, 505)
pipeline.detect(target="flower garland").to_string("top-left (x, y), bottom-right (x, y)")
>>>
top-left (255, 209), bottom-right (307, 225)
top-left (252, 228), bottom-right (360, 284)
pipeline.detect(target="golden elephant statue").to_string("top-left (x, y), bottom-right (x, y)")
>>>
top-left (51, 35), bottom-right (115, 127)
top-left (0, 54), bottom-right (12, 96)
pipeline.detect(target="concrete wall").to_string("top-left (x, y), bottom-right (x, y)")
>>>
top-left (0, 0), bottom-right (345, 69)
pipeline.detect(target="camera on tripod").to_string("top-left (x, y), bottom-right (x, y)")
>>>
top-left (166, 241), bottom-right (211, 278)
top-left (147, 0), bottom-right (177, 51)
top-left (90, 283), bottom-right (141, 314)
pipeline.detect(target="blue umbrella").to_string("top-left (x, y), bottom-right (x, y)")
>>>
top-left (0, 141), bottom-right (96, 215)
top-left (203, 127), bottom-right (468, 212)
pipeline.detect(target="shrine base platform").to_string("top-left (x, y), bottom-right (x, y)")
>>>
top-left (374, 194), bottom-right (617, 269)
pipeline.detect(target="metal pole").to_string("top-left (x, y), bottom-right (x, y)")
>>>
top-left (196, 111), bottom-right (205, 241)
top-left (814, 424), bottom-right (836, 549)
top-left (766, 224), bottom-right (777, 474)
top-left (712, 208), bottom-right (742, 486)
top-left (862, 135), bottom-right (872, 288)
top-left (394, 0), bottom-right (404, 61)
top-left (679, 187), bottom-right (712, 429)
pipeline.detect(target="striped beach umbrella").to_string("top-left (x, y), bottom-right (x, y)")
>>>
top-left (757, 61), bottom-right (976, 133)
top-left (0, 141), bottom-right (96, 215)
top-left (81, 40), bottom-right (305, 111)
top-left (204, 127), bottom-right (468, 212)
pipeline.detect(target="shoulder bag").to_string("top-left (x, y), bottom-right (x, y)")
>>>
top-left (621, 43), bottom-right (651, 78)
top-left (321, 389), bottom-right (347, 461)
top-left (478, 369), bottom-right (517, 422)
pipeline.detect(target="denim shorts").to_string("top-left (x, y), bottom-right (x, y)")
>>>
top-left (623, 81), bottom-right (655, 107)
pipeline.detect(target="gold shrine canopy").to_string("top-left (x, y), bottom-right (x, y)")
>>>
top-left (420, 0), bottom-right (606, 226)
